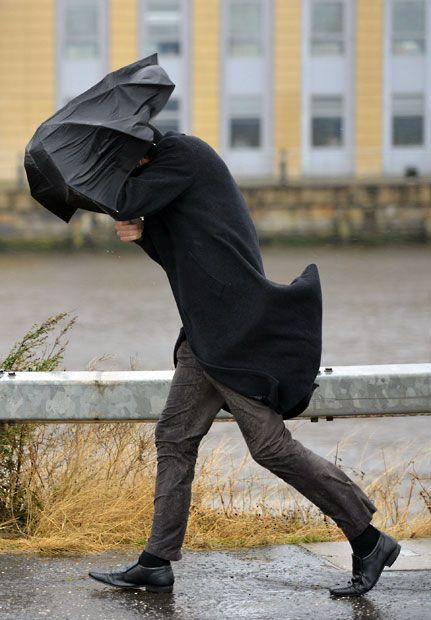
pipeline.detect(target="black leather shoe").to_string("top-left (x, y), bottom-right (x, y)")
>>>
top-left (329, 531), bottom-right (401, 597)
top-left (89, 560), bottom-right (174, 593)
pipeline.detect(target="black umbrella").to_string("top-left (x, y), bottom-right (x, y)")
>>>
top-left (24, 52), bottom-right (175, 223)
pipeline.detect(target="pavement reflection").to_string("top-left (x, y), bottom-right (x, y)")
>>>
top-left (0, 545), bottom-right (428, 619)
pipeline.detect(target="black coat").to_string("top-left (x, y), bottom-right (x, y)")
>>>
top-left (119, 130), bottom-right (322, 419)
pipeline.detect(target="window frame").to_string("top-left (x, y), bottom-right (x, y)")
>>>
top-left (310, 0), bottom-right (345, 56)
top-left (391, 93), bottom-right (425, 147)
top-left (310, 94), bottom-right (345, 149)
top-left (391, 0), bottom-right (426, 56)
top-left (152, 97), bottom-right (182, 134)
top-left (63, 2), bottom-right (101, 60)
top-left (140, 0), bottom-right (184, 58)
top-left (55, 0), bottom-right (109, 109)
top-left (227, 94), bottom-right (263, 149)
top-left (226, 0), bottom-right (264, 57)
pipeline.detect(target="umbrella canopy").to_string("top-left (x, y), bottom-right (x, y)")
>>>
top-left (24, 52), bottom-right (174, 223)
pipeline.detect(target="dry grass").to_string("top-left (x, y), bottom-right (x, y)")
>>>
top-left (0, 421), bottom-right (429, 557)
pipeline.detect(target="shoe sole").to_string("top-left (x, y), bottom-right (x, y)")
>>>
top-left (385, 543), bottom-right (401, 567)
top-left (146, 584), bottom-right (174, 593)
top-left (329, 542), bottom-right (401, 597)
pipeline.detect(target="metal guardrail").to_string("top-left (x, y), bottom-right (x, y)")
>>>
top-left (0, 364), bottom-right (430, 423)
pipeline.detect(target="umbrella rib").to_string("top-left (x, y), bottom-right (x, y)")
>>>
top-left (45, 121), bottom-right (156, 142)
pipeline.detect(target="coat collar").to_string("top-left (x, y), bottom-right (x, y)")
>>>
top-left (162, 129), bottom-right (186, 140)
top-left (150, 129), bottom-right (186, 157)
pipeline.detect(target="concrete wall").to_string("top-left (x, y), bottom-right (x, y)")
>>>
top-left (1, 180), bottom-right (431, 247)
top-left (243, 180), bottom-right (431, 241)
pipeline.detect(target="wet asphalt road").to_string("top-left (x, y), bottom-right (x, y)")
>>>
top-left (0, 545), bottom-right (429, 620)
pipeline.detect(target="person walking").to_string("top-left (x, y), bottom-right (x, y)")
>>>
top-left (89, 126), bottom-right (401, 597)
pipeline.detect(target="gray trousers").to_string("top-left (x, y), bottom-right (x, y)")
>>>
top-left (145, 338), bottom-right (377, 561)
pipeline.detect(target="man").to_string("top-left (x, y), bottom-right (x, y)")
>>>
top-left (89, 127), bottom-right (401, 596)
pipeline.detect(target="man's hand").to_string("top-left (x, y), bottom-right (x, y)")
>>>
top-left (115, 218), bottom-right (144, 242)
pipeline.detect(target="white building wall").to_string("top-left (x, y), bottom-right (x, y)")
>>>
top-left (301, 0), bottom-right (355, 177)
top-left (56, 0), bottom-right (109, 109)
top-left (219, 0), bottom-right (274, 178)
top-left (139, 0), bottom-right (192, 134)
top-left (383, 0), bottom-right (431, 175)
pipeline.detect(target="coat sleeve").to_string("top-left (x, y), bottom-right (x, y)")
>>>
top-left (133, 228), bottom-right (164, 266)
top-left (115, 138), bottom-right (196, 220)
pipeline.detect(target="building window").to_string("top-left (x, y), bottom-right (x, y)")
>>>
top-left (392, 94), bottom-right (424, 146)
top-left (228, 95), bottom-right (262, 148)
top-left (144, 0), bottom-right (182, 56)
top-left (310, 0), bottom-right (344, 55)
top-left (152, 98), bottom-right (181, 133)
top-left (311, 96), bottom-right (344, 147)
top-left (64, 2), bottom-right (100, 59)
top-left (227, 0), bottom-right (263, 56)
top-left (392, 0), bottom-right (426, 54)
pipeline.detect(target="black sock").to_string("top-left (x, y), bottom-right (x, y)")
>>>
top-left (348, 523), bottom-right (381, 558)
top-left (138, 550), bottom-right (170, 567)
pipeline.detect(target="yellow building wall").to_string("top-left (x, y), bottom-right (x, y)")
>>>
top-left (274, 0), bottom-right (302, 178)
top-left (0, 0), bottom-right (387, 182)
top-left (191, 0), bottom-right (220, 149)
top-left (355, 0), bottom-right (383, 176)
top-left (0, 0), bottom-right (55, 182)
top-left (110, 0), bottom-right (138, 71)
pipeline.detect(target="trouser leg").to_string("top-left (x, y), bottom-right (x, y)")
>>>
top-left (145, 339), bottom-right (225, 561)
top-left (202, 371), bottom-right (378, 540)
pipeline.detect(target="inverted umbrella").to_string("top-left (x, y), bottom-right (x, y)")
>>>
top-left (24, 52), bottom-right (174, 223)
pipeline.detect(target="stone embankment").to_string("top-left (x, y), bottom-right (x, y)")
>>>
top-left (1, 178), bottom-right (431, 248)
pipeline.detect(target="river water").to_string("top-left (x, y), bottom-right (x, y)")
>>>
top-left (1, 245), bottom-right (430, 370)
top-left (1, 245), bottom-right (430, 512)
